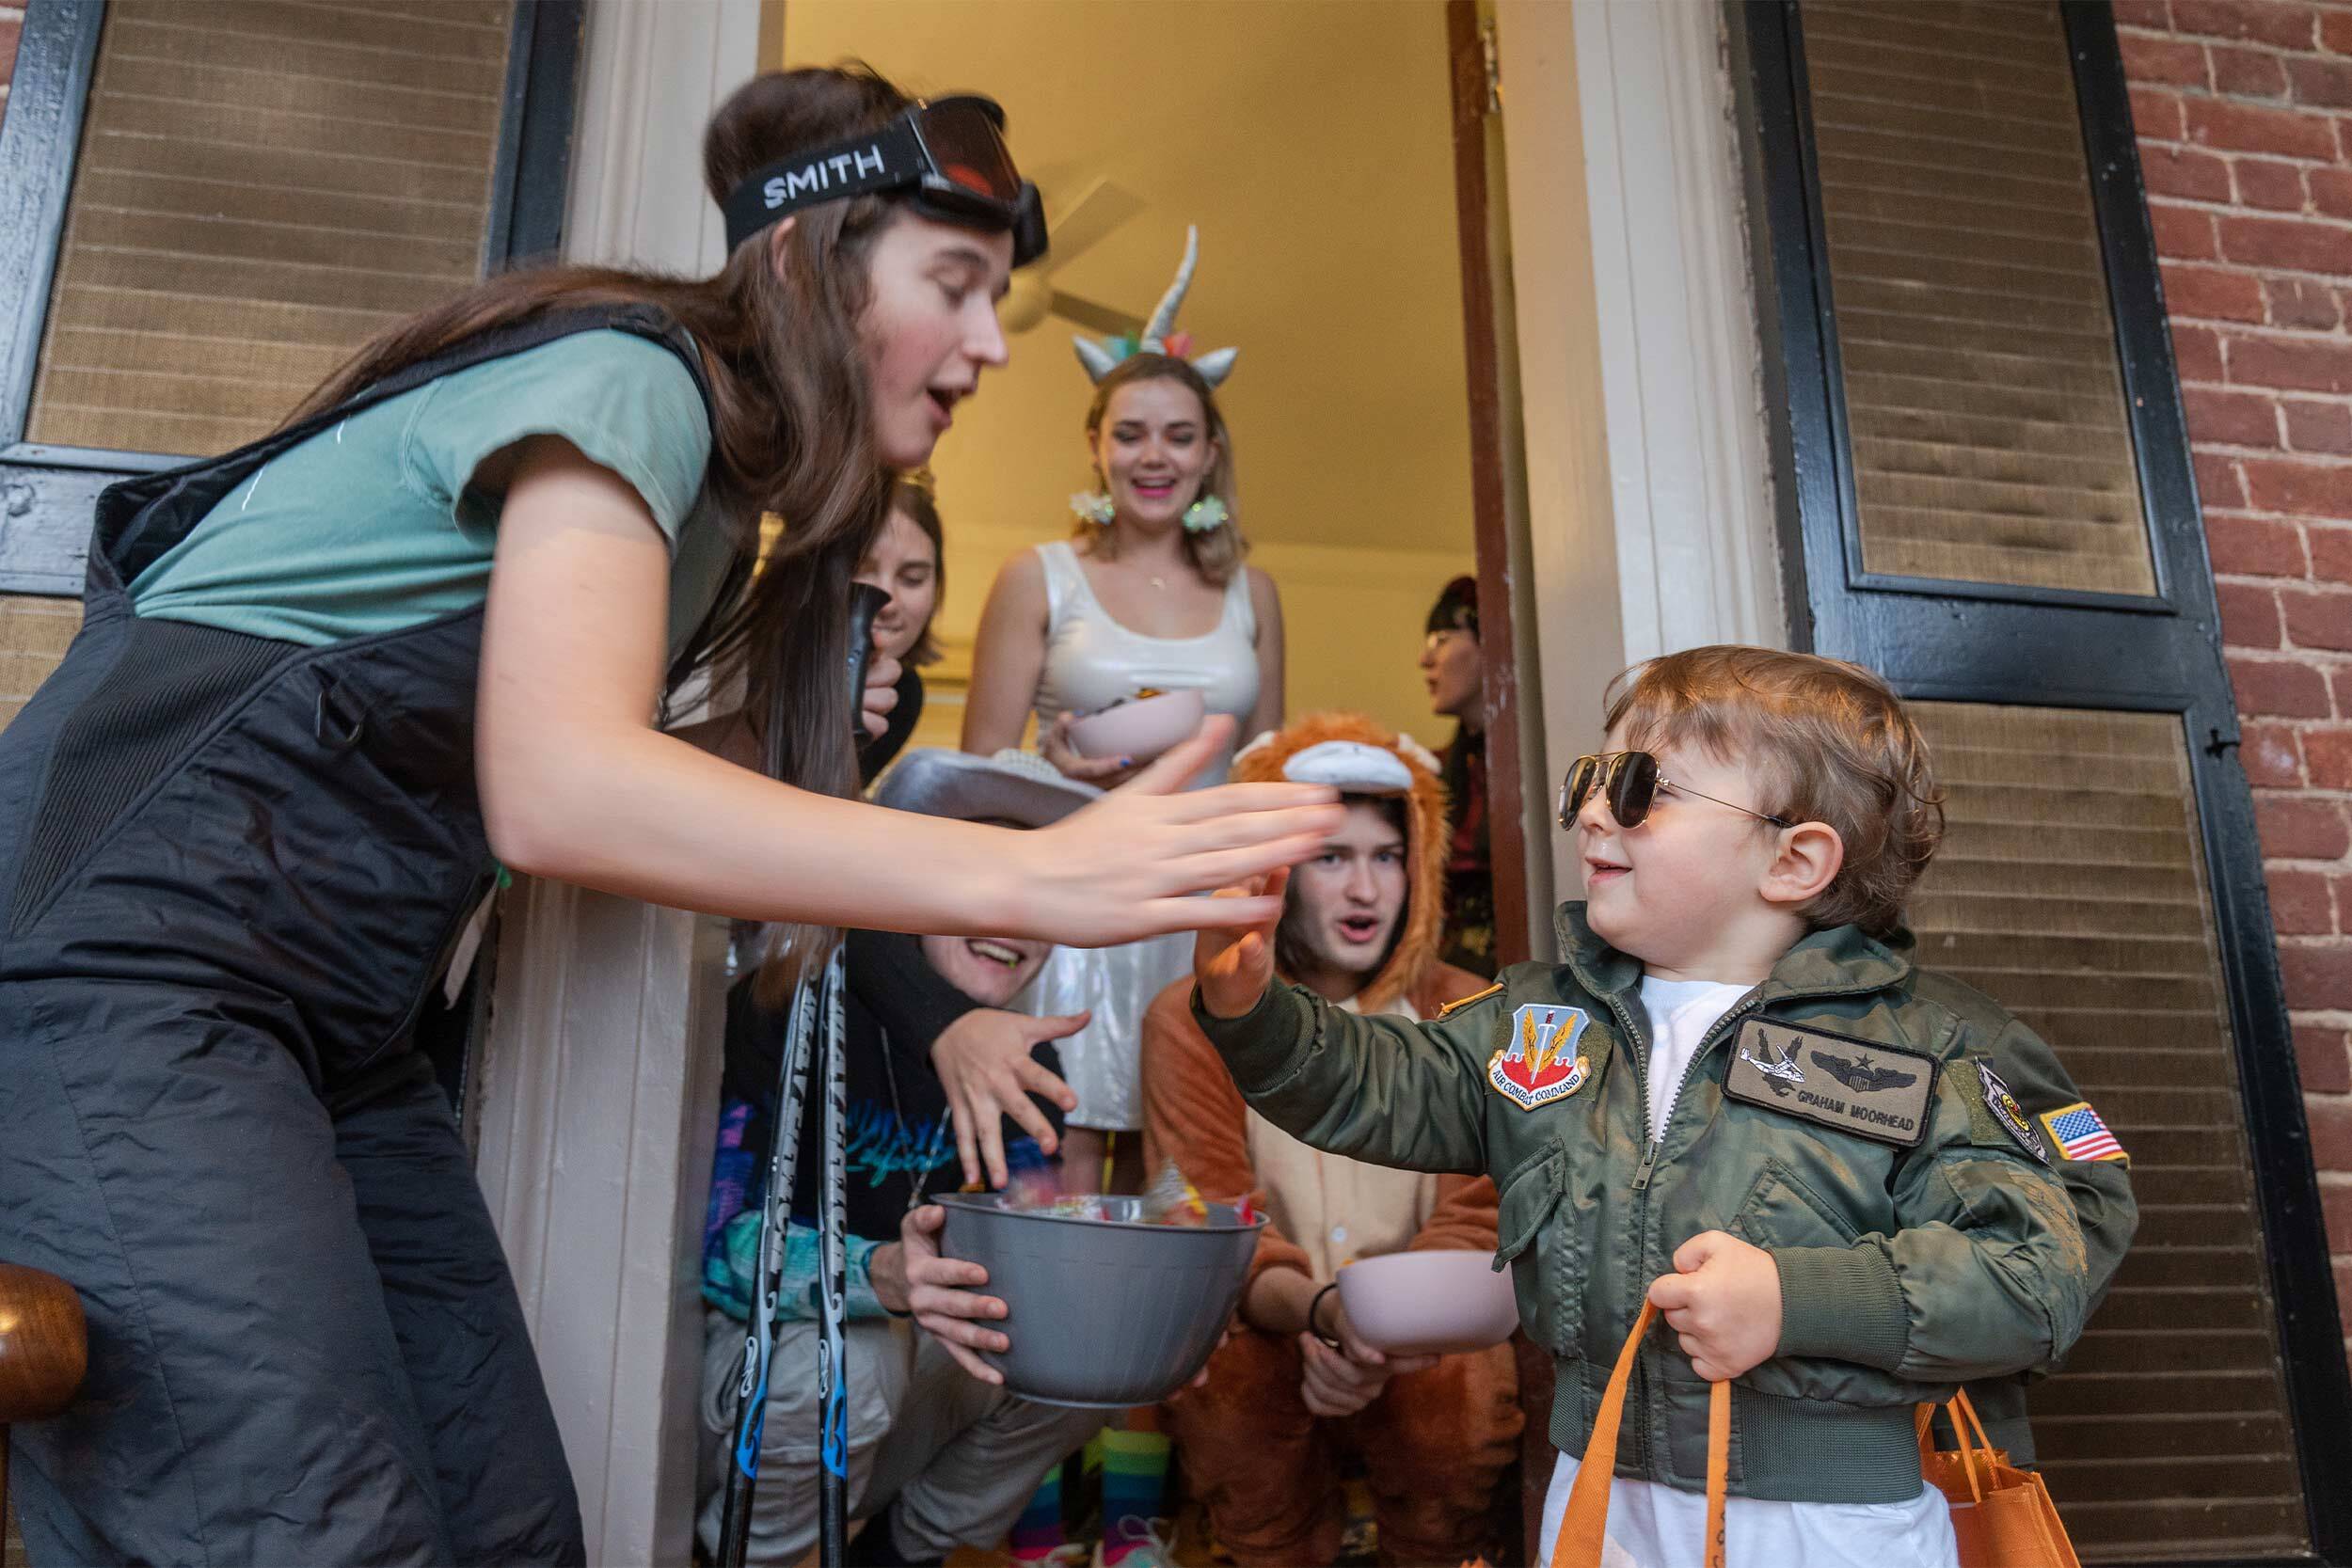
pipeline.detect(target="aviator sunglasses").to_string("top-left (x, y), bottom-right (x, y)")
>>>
top-left (1558, 750), bottom-right (1793, 832)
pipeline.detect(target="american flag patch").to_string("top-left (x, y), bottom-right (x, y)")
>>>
top-left (2038, 1101), bottom-right (2125, 1164)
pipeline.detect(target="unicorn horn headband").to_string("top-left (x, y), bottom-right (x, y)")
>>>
top-left (1073, 226), bottom-right (1240, 387)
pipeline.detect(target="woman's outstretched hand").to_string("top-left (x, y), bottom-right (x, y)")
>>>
top-left (1195, 867), bottom-right (1285, 1019)
top-left (1015, 717), bottom-right (1339, 947)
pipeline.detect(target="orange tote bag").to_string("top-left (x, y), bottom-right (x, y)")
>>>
top-left (1548, 1302), bottom-right (1728, 1568)
top-left (1915, 1388), bottom-right (2082, 1568)
top-left (1553, 1310), bottom-right (2083, 1568)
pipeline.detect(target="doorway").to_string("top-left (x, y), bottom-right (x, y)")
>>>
top-left (778, 0), bottom-right (1518, 914)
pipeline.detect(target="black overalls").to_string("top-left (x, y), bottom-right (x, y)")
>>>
top-left (0, 307), bottom-right (709, 1565)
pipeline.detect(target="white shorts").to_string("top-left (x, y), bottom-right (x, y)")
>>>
top-left (1537, 1449), bottom-right (1958, 1568)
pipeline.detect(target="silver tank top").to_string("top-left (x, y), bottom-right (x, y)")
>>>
top-left (1023, 540), bottom-right (1263, 1130)
top-left (1031, 540), bottom-right (1260, 787)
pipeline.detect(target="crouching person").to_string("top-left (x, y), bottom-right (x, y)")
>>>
top-left (1142, 715), bottom-right (1522, 1566)
top-left (697, 751), bottom-right (1110, 1566)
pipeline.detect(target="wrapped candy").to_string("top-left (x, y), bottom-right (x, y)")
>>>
top-left (1001, 1164), bottom-right (1059, 1212)
top-left (995, 1160), bottom-right (1232, 1228)
top-left (1140, 1161), bottom-right (1209, 1227)
top-left (997, 1164), bottom-right (1109, 1221)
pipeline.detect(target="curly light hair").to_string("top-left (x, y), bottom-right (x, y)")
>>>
top-left (1600, 646), bottom-right (1946, 937)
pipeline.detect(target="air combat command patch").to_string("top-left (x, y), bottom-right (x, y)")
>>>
top-left (1487, 1004), bottom-right (1591, 1111)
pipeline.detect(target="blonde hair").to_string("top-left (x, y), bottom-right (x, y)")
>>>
top-left (1077, 354), bottom-right (1247, 586)
top-left (1601, 646), bottom-right (1946, 937)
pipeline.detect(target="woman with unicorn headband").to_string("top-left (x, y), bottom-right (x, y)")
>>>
top-left (964, 227), bottom-right (1285, 1196)
top-left (962, 227), bottom-right (1282, 1568)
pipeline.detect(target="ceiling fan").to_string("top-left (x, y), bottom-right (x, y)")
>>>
top-left (999, 170), bottom-right (1147, 337)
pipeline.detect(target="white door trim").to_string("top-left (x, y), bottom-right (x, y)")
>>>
top-left (469, 3), bottom-right (760, 1563)
top-left (469, 2), bottom-right (1775, 1552)
top-left (1495, 0), bottom-right (1781, 922)
top-left (474, 884), bottom-right (731, 1568)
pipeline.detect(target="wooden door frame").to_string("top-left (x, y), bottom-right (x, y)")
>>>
top-left (1458, 0), bottom-right (1788, 961)
top-left (1447, 0), bottom-right (1534, 968)
top-left (477, 4), bottom-right (1802, 1556)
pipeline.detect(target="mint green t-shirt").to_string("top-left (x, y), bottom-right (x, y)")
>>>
top-left (129, 330), bottom-right (735, 656)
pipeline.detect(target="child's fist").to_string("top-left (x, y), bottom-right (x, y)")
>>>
top-left (1645, 1230), bottom-right (1782, 1382)
top-left (1194, 866), bottom-right (1286, 1019)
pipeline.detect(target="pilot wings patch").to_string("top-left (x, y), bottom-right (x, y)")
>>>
top-left (1807, 1048), bottom-right (1918, 1095)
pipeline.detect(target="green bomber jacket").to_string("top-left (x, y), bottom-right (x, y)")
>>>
top-left (1194, 904), bottom-right (2112, 1505)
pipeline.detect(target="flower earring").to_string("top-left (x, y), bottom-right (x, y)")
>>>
top-left (1069, 490), bottom-right (1116, 527)
top-left (1183, 496), bottom-right (1229, 534)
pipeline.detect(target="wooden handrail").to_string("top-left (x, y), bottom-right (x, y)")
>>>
top-left (0, 1262), bottom-right (87, 1531)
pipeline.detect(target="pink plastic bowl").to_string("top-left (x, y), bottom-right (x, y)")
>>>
top-left (1333, 1250), bottom-right (1518, 1357)
top-left (1067, 689), bottom-right (1206, 764)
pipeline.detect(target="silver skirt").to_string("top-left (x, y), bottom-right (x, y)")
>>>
top-left (1024, 930), bottom-right (1195, 1132)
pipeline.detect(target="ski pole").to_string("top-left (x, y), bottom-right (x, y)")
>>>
top-left (817, 584), bottom-right (884, 1568)
top-left (717, 971), bottom-right (820, 1568)
top-left (715, 580), bottom-right (888, 1568)
top-left (816, 941), bottom-right (851, 1567)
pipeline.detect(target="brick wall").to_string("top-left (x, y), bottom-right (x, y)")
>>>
top-left (2117, 0), bottom-right (2352, 1343)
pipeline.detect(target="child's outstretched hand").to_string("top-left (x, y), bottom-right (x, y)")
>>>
top-left (1195, 866), bottom-right (1288, 1019)
top-left (1646, 1230), bottom-right (1782, 1382)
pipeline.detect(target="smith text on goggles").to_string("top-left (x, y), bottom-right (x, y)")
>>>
top-left (722, 95), bottom-right (1047, 266)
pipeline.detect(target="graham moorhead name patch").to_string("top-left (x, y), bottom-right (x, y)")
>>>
top-left (1722, 1018), bottom-right (1938, 1148)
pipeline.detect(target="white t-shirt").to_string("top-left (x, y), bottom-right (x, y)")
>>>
top-left (1534, 976), bottom-right (1959, 1568)
top-left (1637, 976), bottom-right (1751, 1142)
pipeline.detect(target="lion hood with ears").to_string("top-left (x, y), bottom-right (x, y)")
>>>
top-left (1232, 711), bottom-right (1450, 1013)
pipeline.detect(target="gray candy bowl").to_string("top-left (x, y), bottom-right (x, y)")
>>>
top-left (937, 1192), bottom-right (1264, 1408)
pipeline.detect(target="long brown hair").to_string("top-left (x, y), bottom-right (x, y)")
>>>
top-left (886, 477), bottom-right (946, 669)
top-left (292, 65), bottom-right (917, 804)
top-left (1076, 354), bottom-right (1247, 586)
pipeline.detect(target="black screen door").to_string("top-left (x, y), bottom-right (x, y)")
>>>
top-left (1740, 2), bottom-right (2352, 1561)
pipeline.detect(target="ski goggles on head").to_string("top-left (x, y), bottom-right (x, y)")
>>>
top-left (722, 94), bottom-right (1048, 265)
top-left (1558, 750), bottom-right (1793, 832)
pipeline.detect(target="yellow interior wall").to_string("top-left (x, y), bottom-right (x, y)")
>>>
top-left (780, 0), bottom-right (1478, 755)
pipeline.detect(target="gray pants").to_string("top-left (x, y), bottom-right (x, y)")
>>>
top-left (698, 1309), bottom-right (1106, 1562)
